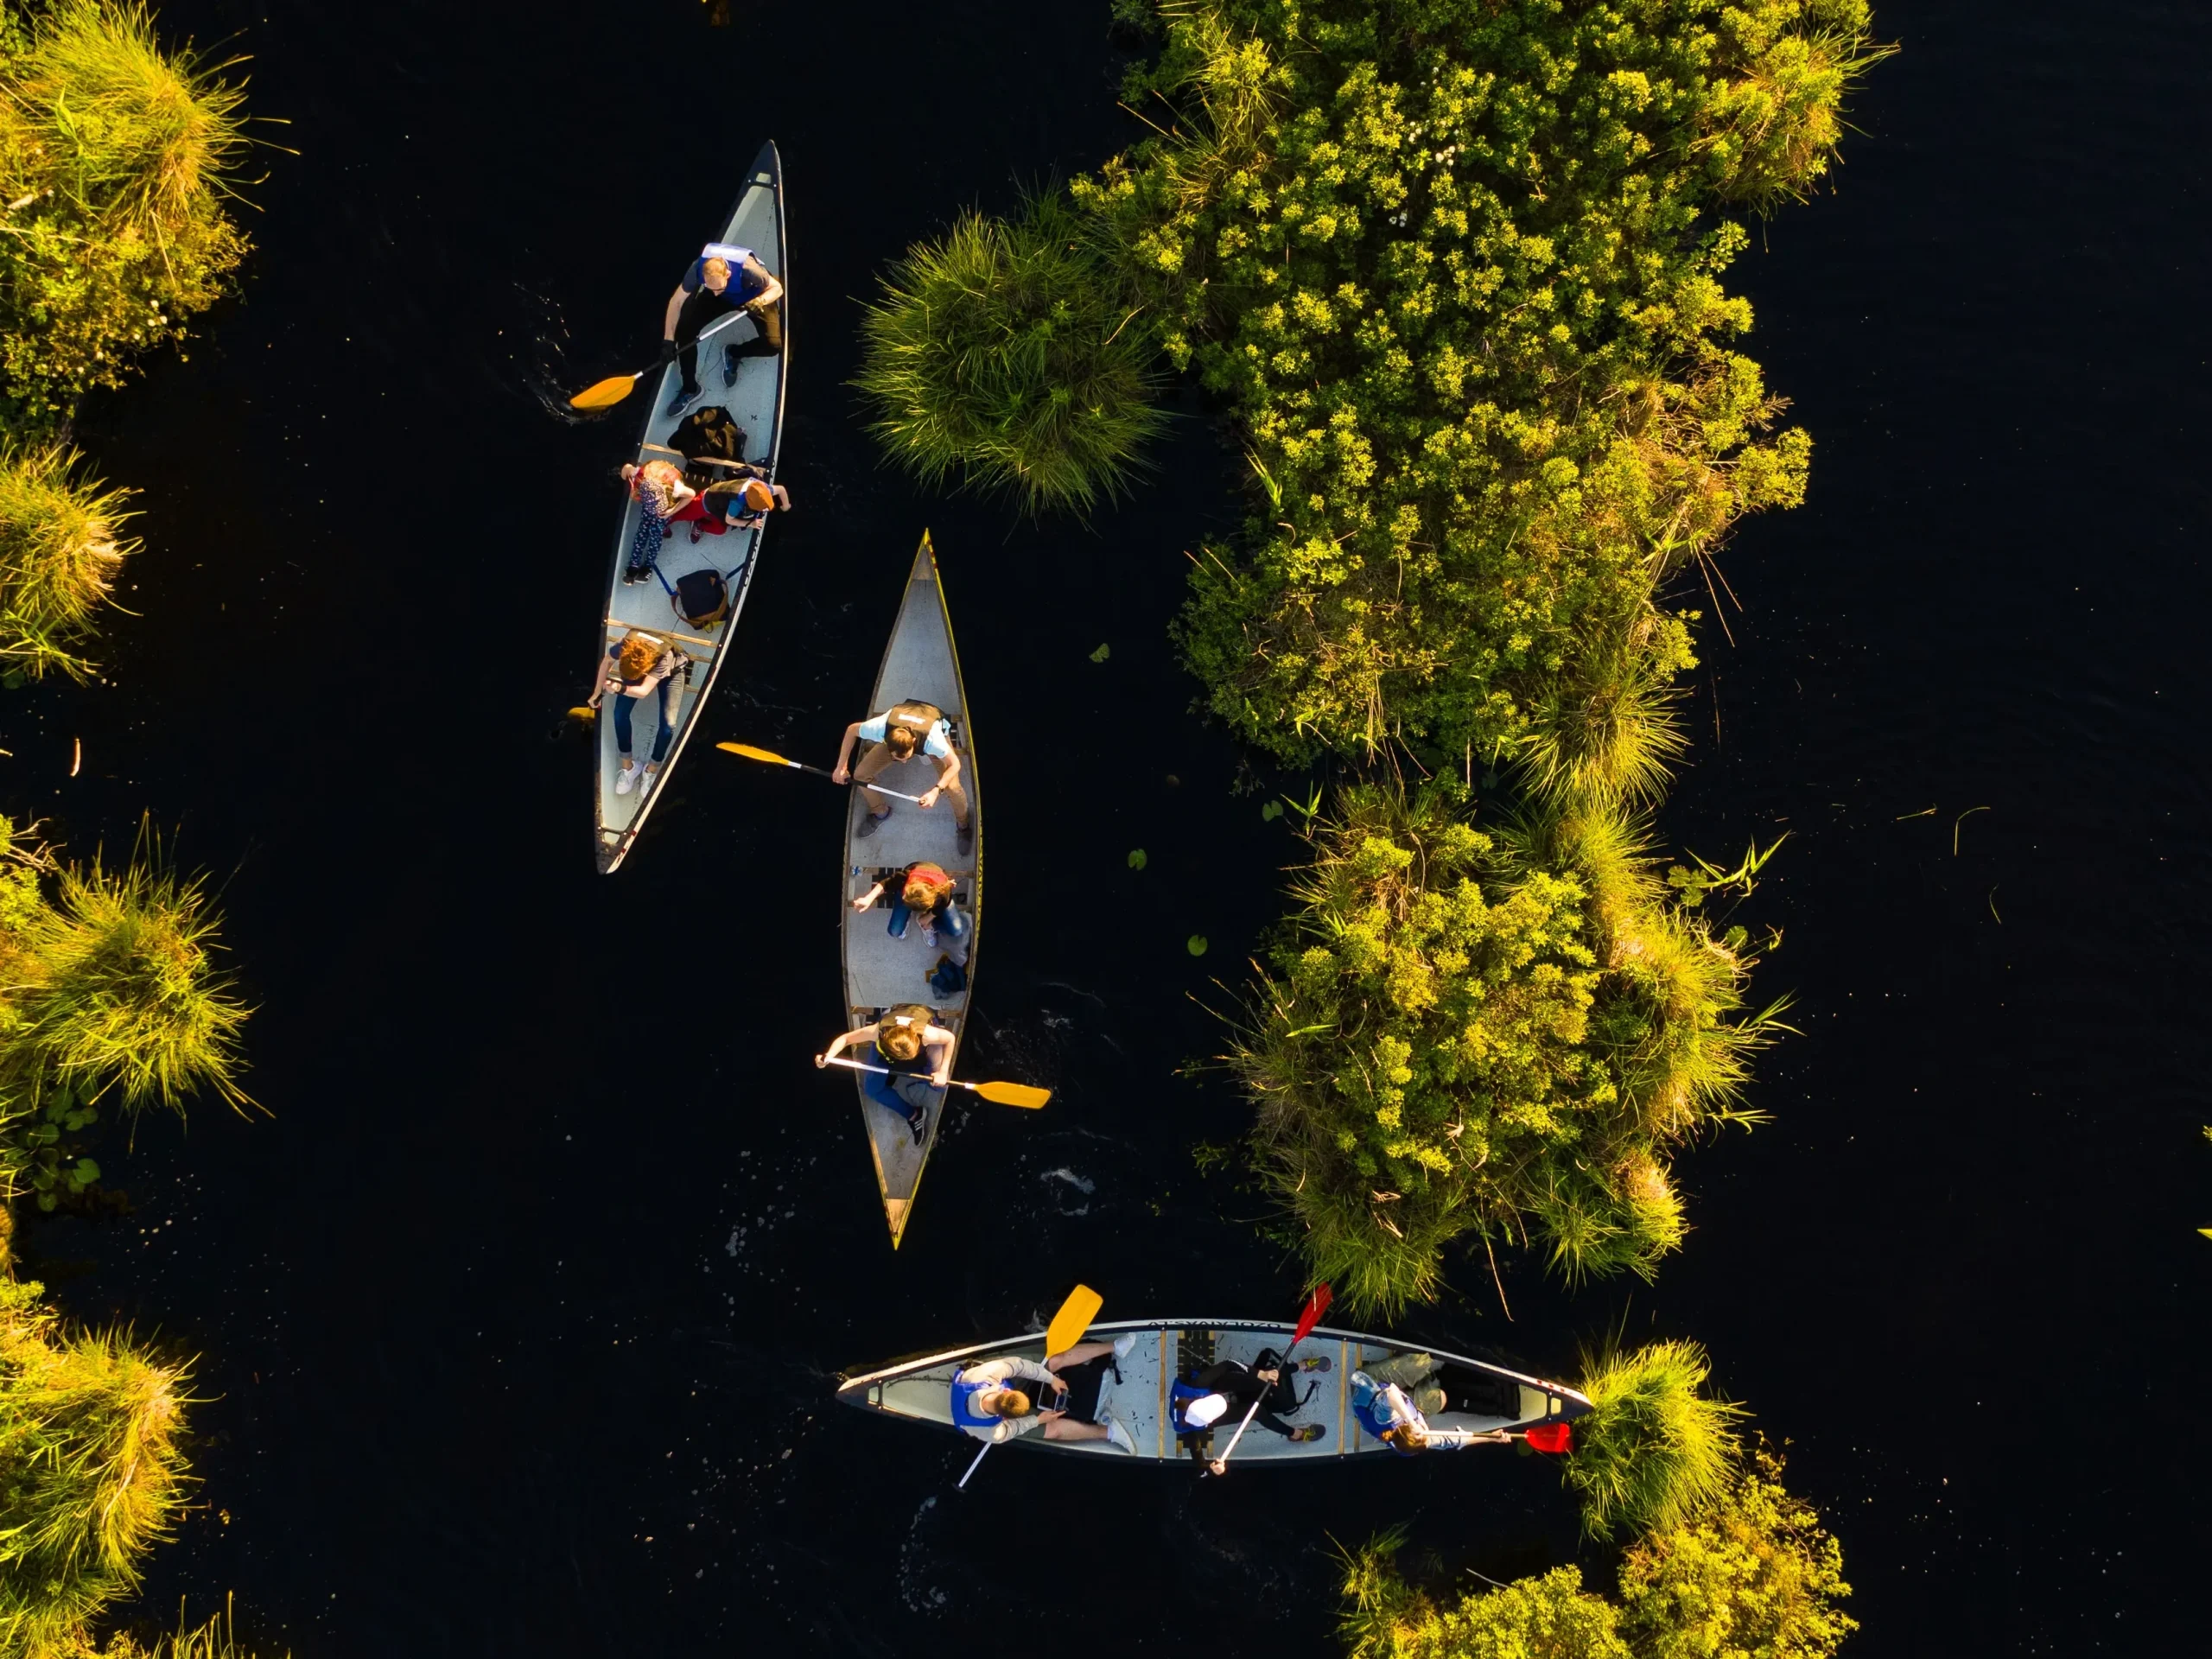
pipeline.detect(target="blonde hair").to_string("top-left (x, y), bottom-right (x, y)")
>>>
top-left (990, 1389), bottom-right (1033, 1420)
top-left (629, 458), bottom-right (684, 516)
top-left (885, 724), bottom-right (919, 760)
top-left (702, 256), bottom-right (732, 284)
top-left (616, 632), bottom-right (663, 680)
top-left (880, 1026), bottom-right (922, 1062)
top-left (901, 874), bottom-right (944, 911)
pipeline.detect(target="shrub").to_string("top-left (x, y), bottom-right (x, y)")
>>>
top-left (0, 1278), bottom-right (192, 1657)
top-left (0, 0), bottom-right (251, 433)
top-left (1338, 1531), bottom-right (1630, 1659)
top-left (854, 193), bottom-right (1167, 514)
top-left (0, 442), bottom-right (137, 682)
top-left (1231, 780), bottom-right (1767, 1313)
top-left (1567, 1340), bottom-right (1746, 1541)
top-left (1618, 1441), bottom-right (1858, 1659)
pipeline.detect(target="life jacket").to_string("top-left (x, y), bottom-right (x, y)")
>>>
top-left (694, 242), bottom-right (765, 302)
top-left (1352, 1375), bottom-right (1416, 1451)
top-left (949, 1368), bottom-right (1006, 1430)
top-left (874, 1005), bottom-right (936, 1073)
top-left (1168, 1380), bottom-right (1221, 1437)
top-left (883, 699), bottom-right (946, 750)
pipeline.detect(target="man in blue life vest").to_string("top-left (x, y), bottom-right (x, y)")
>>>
top-left (659, 241), bottom-right (784, 418)
top-left (1170, 1352), bottom-right (1329, 1474)
top-left (1351, 1351), bottom-right (1516, 1456)
top-left (950, 1335), bottom-right (1140, 1452)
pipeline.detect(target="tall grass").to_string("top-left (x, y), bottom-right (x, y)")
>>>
top-left (1567, 1338), bottom-right (1746, 1541)
top-left (0, 1280), bottom-right (193, 1656)
top-left (0, 443), bottom-right (139, 682)
top-left (0, 826), bottom-right (251, 1116)
top-left (855, 194), bottom-right (1167, 515)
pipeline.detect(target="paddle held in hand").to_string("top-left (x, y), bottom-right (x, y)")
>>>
top-left (717, 742), bottom-right (931, 804)
top-left (960, 1285), bottom-right (1103, 1491)
top-left (568, 310), bottom-right (753, 410)
top-left (1205, 1282), bottom-right (1332, 1477)
top-left (818, 1056), bottom-right (1051, 1109)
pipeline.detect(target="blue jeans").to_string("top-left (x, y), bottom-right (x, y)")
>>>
top-left (861, 1046), bottom-right (939, 1125)
top-left (612, 677), bottom-right (677, 763)
top-left (887, 896), bottom-right (969, 964)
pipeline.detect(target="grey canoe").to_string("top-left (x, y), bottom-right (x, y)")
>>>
top-left (592, 140), bottom-right (788, 873)
top-left (836, 1318), bottom-right (1592, 1465)
top-left (839, 532), bottom-right (982, 1249)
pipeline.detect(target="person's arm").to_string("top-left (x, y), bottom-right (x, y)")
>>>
top-left (588, 652), bottom-right (614, 708)
top-left (925, 1028), bottom-right (955, 1089)
top-left (743, 255), bottom-right (784, 309)
top-left (849, 879), bottom-right (887, 912)
top-left (663, 283), bottom-right (689, 341)
top-left (831, 720), bottom-right (866, 782)
top-left (815, 1025), bottom-right (875, 1067)
top-left (1419, 1427), bottom-right (1514, 1452)
top-left (918, 740), bottom-right (962, 810)
top-left (669, 480), bottom-right (698, 512)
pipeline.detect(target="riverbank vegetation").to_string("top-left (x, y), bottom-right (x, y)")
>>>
top-left (1338, 1437), bottom-right (1854, 1658)
top-left (0, 443), bottom-right (135, 682)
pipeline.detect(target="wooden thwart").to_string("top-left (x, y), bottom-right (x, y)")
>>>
top-left (602, 617), bottom-right (722, 651)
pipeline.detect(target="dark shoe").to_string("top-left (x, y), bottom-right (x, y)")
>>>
top-left (664, 385), bottom-right (701, 419)
top-left (956, 823), bottom-right (975, 856)
top-left (690, 522), bottom-right (704, 544)
top-left (1289, 1425), bottom-right (1325, 1444)
top-left (906, 1109), bottom-right (926, 1147)
top-left (855, 809), bottom-right (890, 839)
top-left (722, 344), bottom-right (741, 388)
top-left (1297, 1356), bottom-right (1332, 1373)
top-left (623, 563), bottom-right (647, 586)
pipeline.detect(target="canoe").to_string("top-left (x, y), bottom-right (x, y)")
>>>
top-left (593, 141), bottom-right (789, 874)
top-left (840, 531), bottom-right (982, 1248)
top-left (836, 1318), bottom-right (1592, 1465)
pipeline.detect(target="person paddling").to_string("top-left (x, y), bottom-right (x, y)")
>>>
top-left (588, 628), bottom-right (690, 797)
top-left (1351, 1351), bottom-right (1514, 1455)
top-left (660, 243), bottom-right (784, 419)
top-left (950, 1335), bottom-right (1141, 1452)
top-left (1171, 1351), bottom-right (1330, 1474)
top-left (850, 861), bottom-right (969, 999)
top-left (817, 1006), bottom-right (951, 1146)
top-left (832, 701), bottom-right (972, 852)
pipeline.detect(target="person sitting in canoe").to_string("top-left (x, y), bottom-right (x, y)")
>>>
top-left (588, 628), bottom-right (690, 798)
top-left (817, 1006), bottom-right (951, 1146)
top-left (619, 460), bottom-right (696, 584)
top-left (659, 243), bottom-right (784, 420)
top-left (1172, 1350), bottom-right (1330, 1474)
top-left (849, 861), bottom-right (969, 998)
top-left (949, 1335), bottom-right (1140, 1453)
top-left (1351, 1352), bottom-right (1515, 1455)
top-left (831, 701), bottom-right (972, 853)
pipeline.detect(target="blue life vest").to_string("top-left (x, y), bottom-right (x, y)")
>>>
top-left (950, 1367), bottom-right (1007, 1430)
top-left (1353, 1377), bottom-right (1414, 1450)
top-left (1168, 1379), bottom-right (1219, 1436)
top-left (686, 243), bottom-right (766, 302)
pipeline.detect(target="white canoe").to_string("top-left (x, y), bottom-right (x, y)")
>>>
top-left (593, 141), bottom-right (788, 874)
top-left (836, 1318), bottom-right (1592, 1465)
top-left (840, 532), bottom-right (981, 1248)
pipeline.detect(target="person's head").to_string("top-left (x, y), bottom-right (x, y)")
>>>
top-left (741, 478), bottom-right (776, 515)
top-left (901, 874), bottom-right (944, 912)
top-left (1382, 1422), bottom-right (1429, 1454)
top-left (617, 631), bottom-right (662, 680)
top-left (702, 256), bottom-right (731, 293)
top-left (879, 1022), bottom-right (922, 1062)
top-left (979, 1388), bottom-right (1032, 1420)
top-left (1185, 1393), bottom-right (1228, 1429)
top-left (885, 722), bottom-right (921, 760)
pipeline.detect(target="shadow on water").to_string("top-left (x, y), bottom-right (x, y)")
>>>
top-left (3, 0), bottom-right (2205, 1653)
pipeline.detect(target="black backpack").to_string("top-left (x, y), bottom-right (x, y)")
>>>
top-left (672, 568), bottom-right (730, 629)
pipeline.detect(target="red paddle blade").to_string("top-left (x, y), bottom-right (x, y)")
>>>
top-left (1524, 1421), bottom-right (1573, 1454)
top-left (1291, 1282), bottom-right (1333, 1344)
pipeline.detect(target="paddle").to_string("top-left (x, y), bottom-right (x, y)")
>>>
top-left (568, 309), bottom-right (754, 411)
top-left (716, 741), bottom-right (931, 805)
top-left (959, 1284), bottom-right (1103, 1490)
top-left (817, 1055), bottom-right (1050, 1109)
top-left (1204, 1282), bottom-right (1332, 1478)
top-left (1522, 1421), bottom-right (1573, 1454)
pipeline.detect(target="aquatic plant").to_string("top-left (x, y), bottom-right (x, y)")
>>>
top-left (1568, 1340), bottom-right (1746, 1541)
top-left (854, 194), bottom-right (1167, 514)
top-left (0, 0), bottom-right (252, 431)
top-left (0, 442), bottom-right (138, 682)
top-left (1230, 780), bottom-right (1769, 1313)
top-left (0, 1278), bottom-right (193, 1656)
top-left (1338, 1531), bottom-right (1629, 1659)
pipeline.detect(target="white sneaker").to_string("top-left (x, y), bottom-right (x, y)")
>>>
top-left (921, 920), bottom-right (939, 949)
top-left (1103, 1411), bottom-right (1137, 1455)
top-left (614, 763), bottom-right (640, 797)
top-left (1111, 1332), bottom-right (1137, 1360)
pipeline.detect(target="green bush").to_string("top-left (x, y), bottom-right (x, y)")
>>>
top-left (853, 193), bottom-right (1167, 514)
top-left (0, 442), bottom-right (137, 682)
top-left (1339, 1532), bottom-right (1630, 1659)
top-left (1230, 779), bottom-right (1768, 1313)
top-left (1567, 1339), bottom-right (1746, 1541)
top-left (1073, 0), bottom-right (1878, 766)
top-left (0, 1278), bottom-right (192, 1658)
top-left (0, 0), bottom-right (251, 434)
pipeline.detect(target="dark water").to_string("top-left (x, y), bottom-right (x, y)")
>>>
top-left (4, 0), bottom-right (2203, 1652)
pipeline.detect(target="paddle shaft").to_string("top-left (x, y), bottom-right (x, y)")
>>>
top-left (632, 308), bottom-right (752, 386)
top-left (765, 752), bottom-right (930, 805)
top-left (1208, 1398), bottom-right (1265, 1471)
top-left (1205, 1285), bottom-right (1332, 1477)
top-left (823, 1055), bottom-right (968, 1092)
top-left (957, 1442), bottom-right (991, 1489)
top-left (961, 1284), bottom-right (1100, 1493)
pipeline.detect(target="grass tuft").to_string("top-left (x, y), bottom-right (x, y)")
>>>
top-left (1567, 1338), bottom-right (1746, 1540)
top-left (0, 442), bottom-right (139, 681)
top-left (854, 193), bottom-right (1168, 515)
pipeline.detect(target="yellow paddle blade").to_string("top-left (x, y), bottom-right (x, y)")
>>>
top-left (569, 375), bottom-right (637, 411)
top-left (716, 741), bottom-right (795, 767)
top-left (1045, 1285), bottom-right (1103, 1357)
top-left (970, 1080), bottom-right (1052, 1109)
top-left (566, 706), bottom-right (595, 721)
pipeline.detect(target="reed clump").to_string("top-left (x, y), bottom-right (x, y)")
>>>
top-left (0, 442), bottom-right (137, 681)
top-left (854, 194), bottom-right (1166, 515)
top-left (1568, 1339), bottom-right (1746, 1541)
top-left (0, 0), bottom-right (251, 432)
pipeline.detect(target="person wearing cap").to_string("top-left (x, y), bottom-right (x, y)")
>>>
top-left (1351, 1351), bottom-right (1515, 1455)
top-left (949, 1335), bottom-right (1141, 1452)
top-left (1170, 1353), bottom-right (1329, 1473)
top-left (659, 242), bottom-right (785, 419)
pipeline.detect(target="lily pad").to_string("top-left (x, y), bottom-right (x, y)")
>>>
top-left (1260, 801), bottom-right (1284, 822)
top-left (1186, 934), bottom-right (1209, 957)
top-left (1089, 642), bottom-right (1111, 663)
top-left (1127, 849), bottom-right (1148, 870)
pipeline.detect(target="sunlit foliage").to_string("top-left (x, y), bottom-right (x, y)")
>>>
top-left (0, 442), bottom-right (137, 681)
top-left (1569, 1339), bottom-right (1746, 1541)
